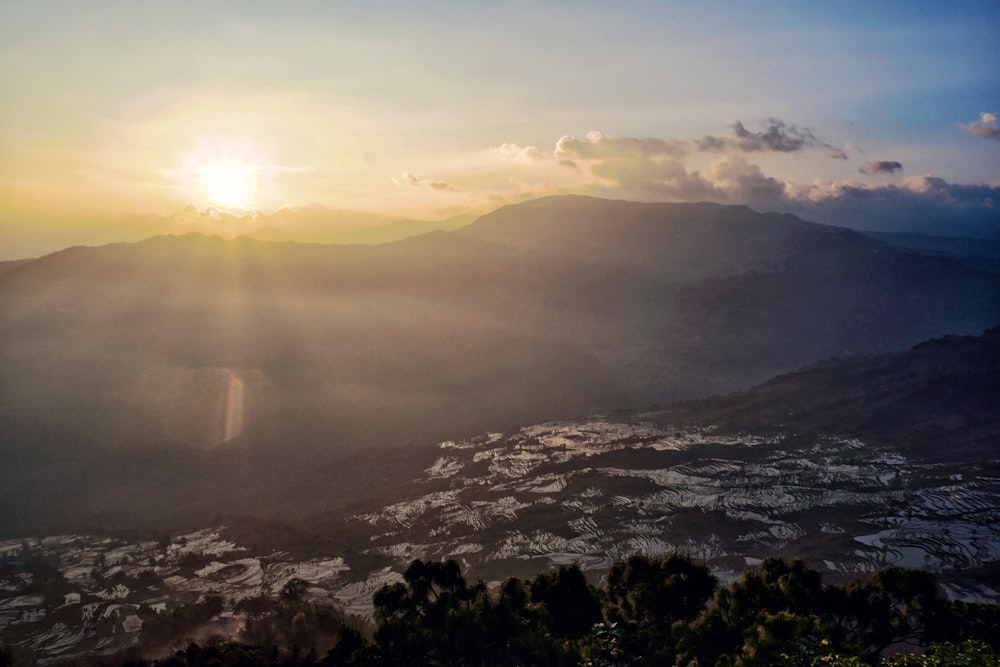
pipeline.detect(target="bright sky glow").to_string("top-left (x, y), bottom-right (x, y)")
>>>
top-left (195, 159), bottom-right (259, 211)
top-left (1, 1), bottom-right (998, 258)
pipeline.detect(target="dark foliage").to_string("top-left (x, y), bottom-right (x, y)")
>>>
top-left (105, 556), bottom-right (998, 667)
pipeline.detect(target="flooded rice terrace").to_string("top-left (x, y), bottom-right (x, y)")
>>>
top-left (3, 418), bottom-right (999, 662)
top-left (360, 419), bottom-right (1000, 580)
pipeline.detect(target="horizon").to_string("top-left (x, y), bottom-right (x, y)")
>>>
top-left (4, 193), bottom-right (1000, 264)
top-left (2, 1), bottom-right (999, 259)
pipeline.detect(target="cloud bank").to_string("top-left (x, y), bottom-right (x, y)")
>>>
top-left (487, 118), bottom-right (1000, 238)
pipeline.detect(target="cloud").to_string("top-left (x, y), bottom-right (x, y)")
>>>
top-left (859, 160), bottom-right (903, 175)
top-left (177, 203), bottom-right (256, 223)
top-left (489, 125), bottom-right (999, 238)
top-left (490, 143), bottom-right (548, 162)
top-left (702, 154), bottom-right (786, 208)
top-left (394, 171), bottom-right (460, 192)
top-left (693, 135), bottom-right (727, 152)
top-left (788, 176), bottom-right (1000, 237)
top-left (732, 119), bottom-right (816, 152)
top-left (959, 112), bottom-right (1000, 139)
top-left (697, 118), bottom-right (818, 153)
top-left (823, 143), bottom-right (849, 160)
top-left (552, 131), bottom-right (710, 199)
top-left (555, 131), bottom-right (688, 160)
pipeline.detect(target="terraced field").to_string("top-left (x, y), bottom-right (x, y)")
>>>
top-left (3, 418), bottom-right (998, 662)
top-left (0, 528), bottom-right (403, 663)
top-left (354, 419), bottom-right (1000, 581)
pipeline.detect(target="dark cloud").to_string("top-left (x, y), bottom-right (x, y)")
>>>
top-left (693, 135), bottom-right (727, 151)
top-left (785, 176), bottom-right (1000, 238)
top-left (823, 143), bottom-right (849, 160)
top-left (695, 118), bottom-right (837, 155)
top-left (731, 119), bottom-right (816, 152)
top-left (959, 112), bottom-right (1000, 139)
top-left (394, 171), bottom-right (460, 192)
top-left (859, 161), bottom-right (903, 175)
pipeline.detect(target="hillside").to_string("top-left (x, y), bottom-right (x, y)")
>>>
top-left (1, 196), bottom-right (998, 536)
top-left (649, 327), bottom-right (1000, 460)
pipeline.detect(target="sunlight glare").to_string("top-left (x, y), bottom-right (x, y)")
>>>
top-left (196, 158), bottom-right (259, 210)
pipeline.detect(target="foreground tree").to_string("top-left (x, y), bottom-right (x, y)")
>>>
top-left (109, 556), bottom-right (1000, 667)
top-left (602, 553), bottom-right (716, 664)
top-left (369, 558), bottom-right (581, 666)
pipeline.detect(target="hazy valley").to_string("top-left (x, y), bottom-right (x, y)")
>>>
top-left (2, 197), bottom-right (997, 536)
top-left (1, 196), bottom-right (998, 662)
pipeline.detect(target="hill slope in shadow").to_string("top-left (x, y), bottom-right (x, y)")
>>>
top-left (648, 326), bottom-right (1000, 461)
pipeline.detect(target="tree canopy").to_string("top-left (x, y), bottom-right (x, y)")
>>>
top-left (49, 555), bottom-right (1000, 667)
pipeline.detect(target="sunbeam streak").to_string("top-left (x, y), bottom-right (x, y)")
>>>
top-left (222, 368), bottom-right (246, 443)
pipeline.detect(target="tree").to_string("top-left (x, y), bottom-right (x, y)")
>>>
top-left (845, 567), bottom-right (941, 661)
top-left (372, 559), bottom-right (579, 666)
top-left (530, 564), bottom-right (603, 639)
top-left (604, 553), bottom-right (717, 663)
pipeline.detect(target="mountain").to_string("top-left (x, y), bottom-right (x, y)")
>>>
top-left (304, 213), bottom-right (477, 245)
top-left (0, 258), bottom-right (32, 276)
top-left (1, 195), bottom-right (997, 537)
top-left (0, 206), bottom-right (476, 262)
top-left (861, 230), bottom-right (1000, 276)
top-left (245, 208), bottom-right (476, 245)
top-left (649, 326), bottom-right (1000, 460)
top-left (861, 230), bottom-right (1000, 260)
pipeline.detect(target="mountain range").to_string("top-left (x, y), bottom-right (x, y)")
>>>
top-left (0, 195), bottom-right (997, 538)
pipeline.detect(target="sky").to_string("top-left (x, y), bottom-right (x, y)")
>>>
top-left (1, 0), bottom-right (999, 259)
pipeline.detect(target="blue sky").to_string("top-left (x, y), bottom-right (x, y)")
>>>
top-left (1, 1), bottom-right (998, 257)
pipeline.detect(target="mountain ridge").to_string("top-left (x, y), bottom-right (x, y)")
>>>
top-left (648, 326), bottom-right (1000, 460)
top-left (1, 195), bottom-right (997, 536)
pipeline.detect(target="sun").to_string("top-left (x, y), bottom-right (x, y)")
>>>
top-left (196, 158), bottom-right (259, 210)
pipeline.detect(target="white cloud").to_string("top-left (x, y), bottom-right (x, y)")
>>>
top-left (555, 131), bottom-right (688, 160)
top-left (489, 143), bottom-right (548, 162)
top-left (959, 112), bottom-right (1000, 139)
top-left (702, 154), bottom-right (785, 207)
